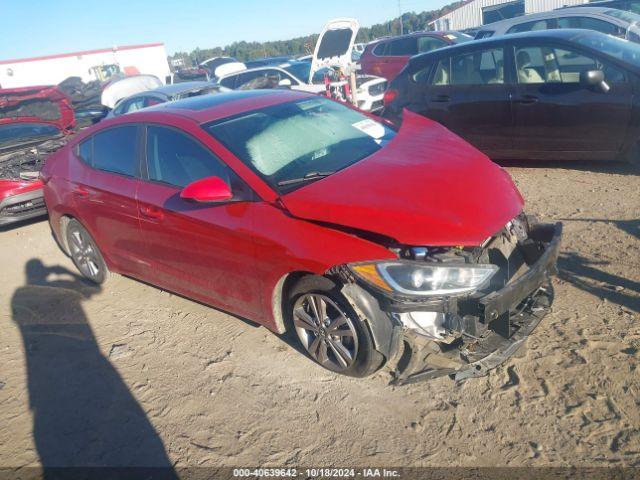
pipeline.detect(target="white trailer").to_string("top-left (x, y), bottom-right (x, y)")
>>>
top-left (0, 43), bottom-right (171, 89)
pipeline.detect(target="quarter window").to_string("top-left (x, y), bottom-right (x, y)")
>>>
top-left (146, 126), bottom-right (233, 188)
top-left (507, 19), bottom-right (552, 33)
top-left (92, 126), bottom-right (138, 176)
top-left (417, 36), bottom-right (447, 53)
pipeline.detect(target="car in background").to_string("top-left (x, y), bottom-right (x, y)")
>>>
top-left (383, 29), bottom-right (640, 162)
top-left (41, 90), bottom-right (561, 384)
top-left (199, 57), bottom-right (246, 79)
top-left (218, 64), bottom-right (387, 112)
top-left (359, 31), bottom-right (472, 81)
top-left (474, 6), bottom-right (640, 41)
top-left (244, 56), bottom-right (292, 69)
top-left (0, 86), bottom-right (74, 226)
top-left (107, 82), bottom-right (229, 118)
top-left (100, 75), bottom-right (163, 110)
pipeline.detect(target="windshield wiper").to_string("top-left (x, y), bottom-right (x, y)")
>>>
top-left (277, 171), bottom-right (335, 186)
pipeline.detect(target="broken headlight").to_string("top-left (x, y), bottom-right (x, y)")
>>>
top-left (350, 261), bottom-right (498, 297)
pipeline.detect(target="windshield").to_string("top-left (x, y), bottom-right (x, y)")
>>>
top-left (0, 123), bottom-right (61, 147)
top-left (574, 31), bottom-right (640, 66)
top-left (205, 97), bottom-right (396, 192)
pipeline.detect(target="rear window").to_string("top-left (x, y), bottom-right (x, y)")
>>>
top-left (507, 19), bottom-right (552, 33)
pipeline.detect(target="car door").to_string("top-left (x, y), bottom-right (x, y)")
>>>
top-left (136, 124), bottom-right (262, 318)
top-left (413, 46), bottom-right (514, 156)
top-left (510, 41), bottom-right (632, 159)
top-left (72, 125), bottom-right (146, 275)
top-left (382, 37), bottom-right (416, 81)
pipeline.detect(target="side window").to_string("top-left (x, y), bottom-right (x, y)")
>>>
top-left (219, 76), bottom-right (237, 89)
top-left (507, 19), bottom-right (551, 33)
top-left (373, 42), bottom-right (388, 56)
top-left (146, 126), bottom-right (232, 189)
top-left (557, 16), bottom-right (619, 35)
top-left (516, 45), bottom-right (626, 84)
top-left (92, 126), bottom-right (138, 176)
top-left (236, 70), bottom-right (282, 90)
top-left (417, 36), bottom-right (447, 53)
top-left (431, 58), bottom-right (451, 85)
top-left (450, 48), bottom-right (504, 85)
top-left (387, 37), bottom-right (418, 56)
top-left (411, 63), bottom-right (433, 83)
top-left (144, 96), bottom-right (164, 107)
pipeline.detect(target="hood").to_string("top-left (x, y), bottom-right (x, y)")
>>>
top-left (0, 86), bottom-right (75, 132)
top-left (309, 18), bottom-right (359, 83)
top-left (281, 111), bottom-right (524, 247)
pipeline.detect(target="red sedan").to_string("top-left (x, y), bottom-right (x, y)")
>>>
top-left (41, 90), bottom-right (562, 384)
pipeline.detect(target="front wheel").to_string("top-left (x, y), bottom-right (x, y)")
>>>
top-left (65, 219), bottom-right (110, 284)
top-left (287, 276), bottom-right (384, 377)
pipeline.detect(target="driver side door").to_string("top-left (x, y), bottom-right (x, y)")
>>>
top-left (135, 124), bottom-right (262, 318)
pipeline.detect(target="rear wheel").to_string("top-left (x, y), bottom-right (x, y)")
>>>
top-left (287, 276), bottom-right (384, 377)
top-left (66, 219), bottom-right (109, 284)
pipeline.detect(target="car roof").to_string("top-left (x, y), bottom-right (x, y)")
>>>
top-left (125, 89), bottom-right (314, 124)
top-left (370, 30), bottom-right (465, 45)
top-left (478, 6), bottom-right (621, 30)
top-left (145, 81), bottom-right (218, 97)
top-left (409, 28), bottom-right (607, 62)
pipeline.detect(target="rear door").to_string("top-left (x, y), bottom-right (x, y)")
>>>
top-left (413, 46), bottom-right (514, 155)
top-left (72, 125), bottom-right (145, 275)
top-left (381, 37), bottom-right (416, 81)
top-left (136, 124), bottom-right (262, 318)
top-left (510, 41), bottom-right (632, 158)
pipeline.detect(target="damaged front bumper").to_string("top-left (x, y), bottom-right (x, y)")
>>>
top-left (0, 180), bottom-right (46, 227)
top-left (339, 221), bottom-right (562, 385)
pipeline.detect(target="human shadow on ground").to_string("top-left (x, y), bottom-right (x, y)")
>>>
top-left (11, 259), bottom-right (177, 476)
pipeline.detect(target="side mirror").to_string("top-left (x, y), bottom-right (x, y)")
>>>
top-left (278, 78), bottom-right (292, 87)
top-left (580, 69), bottom-right (610, 93)
top-left (180, 176), bottom-right (233, 203)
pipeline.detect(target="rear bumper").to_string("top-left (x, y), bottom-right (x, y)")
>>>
top-left (0, 186), bottom-right (47, 226)
top-left (391, 222), bottom-right (562, 385)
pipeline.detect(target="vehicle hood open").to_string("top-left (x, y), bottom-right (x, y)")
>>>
top-left (0, 86), bottom-right (75, 132)
top-left (309, 18), bottom-right (359, 83)
top-left (280, 111), bottom-right (524, 247)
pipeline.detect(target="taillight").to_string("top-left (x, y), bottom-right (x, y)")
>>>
top-left (383, 89), bottom-right (399, 107)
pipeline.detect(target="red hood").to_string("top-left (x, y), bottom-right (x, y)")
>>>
top-left (0, 85), bottom-right (75, 132)
top-left (281, 111), bottom-right (524, 246)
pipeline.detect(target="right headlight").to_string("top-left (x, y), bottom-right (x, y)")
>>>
top-left (350, 261), bottom-right (498, 297)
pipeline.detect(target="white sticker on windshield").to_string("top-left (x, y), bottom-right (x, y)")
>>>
top-left (352, 119), bottom-right (386, 139)
top-left (445, 34), bottom-right (457, 40)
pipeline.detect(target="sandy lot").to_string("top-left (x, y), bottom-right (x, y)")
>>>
top-left (0, 161), bottom-right (638, 469)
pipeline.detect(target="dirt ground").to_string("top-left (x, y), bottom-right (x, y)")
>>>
top-left (0, 161), bottom-right (638, 470)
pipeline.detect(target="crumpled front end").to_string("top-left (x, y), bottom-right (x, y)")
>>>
top-left (332, 216), bottom-right (562, 385)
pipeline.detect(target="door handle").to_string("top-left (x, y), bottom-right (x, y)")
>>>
top-left (72, 186), bottom-right (90, 198)
top-left (515, 94), bottom-right (539, 104)
top-left (430, 94), bottom-right (450, 103)
top-left (139, 205), bottom-right (164, 220)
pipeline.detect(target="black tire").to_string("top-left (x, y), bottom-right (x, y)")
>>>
top-left (65, 219), bottom-right (110, 284)
top-left (286, 275), bottom-right (384, 378)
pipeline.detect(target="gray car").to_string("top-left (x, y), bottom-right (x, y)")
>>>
top-left (107, 82), bottom-right (229, 118)
top-left (474, 6), bottom-right (640, 41)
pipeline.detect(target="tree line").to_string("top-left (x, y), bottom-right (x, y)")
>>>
top-left (169, 1), bottom-right (465, 66)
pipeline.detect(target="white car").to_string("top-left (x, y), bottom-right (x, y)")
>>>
top-left (216, 19), bottom-right (387, 113)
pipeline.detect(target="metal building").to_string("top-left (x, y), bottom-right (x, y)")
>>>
top-left (429, 0), bottom-right (589, 31)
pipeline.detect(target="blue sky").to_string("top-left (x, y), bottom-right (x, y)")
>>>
top-left (1, 0), bottom-right (453, 60)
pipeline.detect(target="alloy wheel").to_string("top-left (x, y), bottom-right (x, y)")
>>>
top-left (292, 293), bottom-right (359, 372)
top-left (68, 227), bottom-right (101, 281)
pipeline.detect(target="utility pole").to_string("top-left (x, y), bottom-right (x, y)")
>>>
top-left (398, 0), bottom-right (404, 35)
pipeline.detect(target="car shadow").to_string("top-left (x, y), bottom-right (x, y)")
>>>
top-left (11, 259), bottom-right (177, 475)
top-left (557, 218), bottom-right (639, 314)
top-left (498, 159), bottom-right (640, 176)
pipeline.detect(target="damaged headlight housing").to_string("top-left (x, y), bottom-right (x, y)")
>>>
top-left (350, 261), bottom-right (498, 296)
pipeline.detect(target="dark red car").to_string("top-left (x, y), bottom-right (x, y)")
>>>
top-left (0, 86), bottom-right (74, 226)
top-left (41, 90), bottom-right (562, 384)
top-left (359, 31), bottom-right (472, 82)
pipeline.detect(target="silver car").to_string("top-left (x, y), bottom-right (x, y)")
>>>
top-left (474, 6), bottom-right (640, 42)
